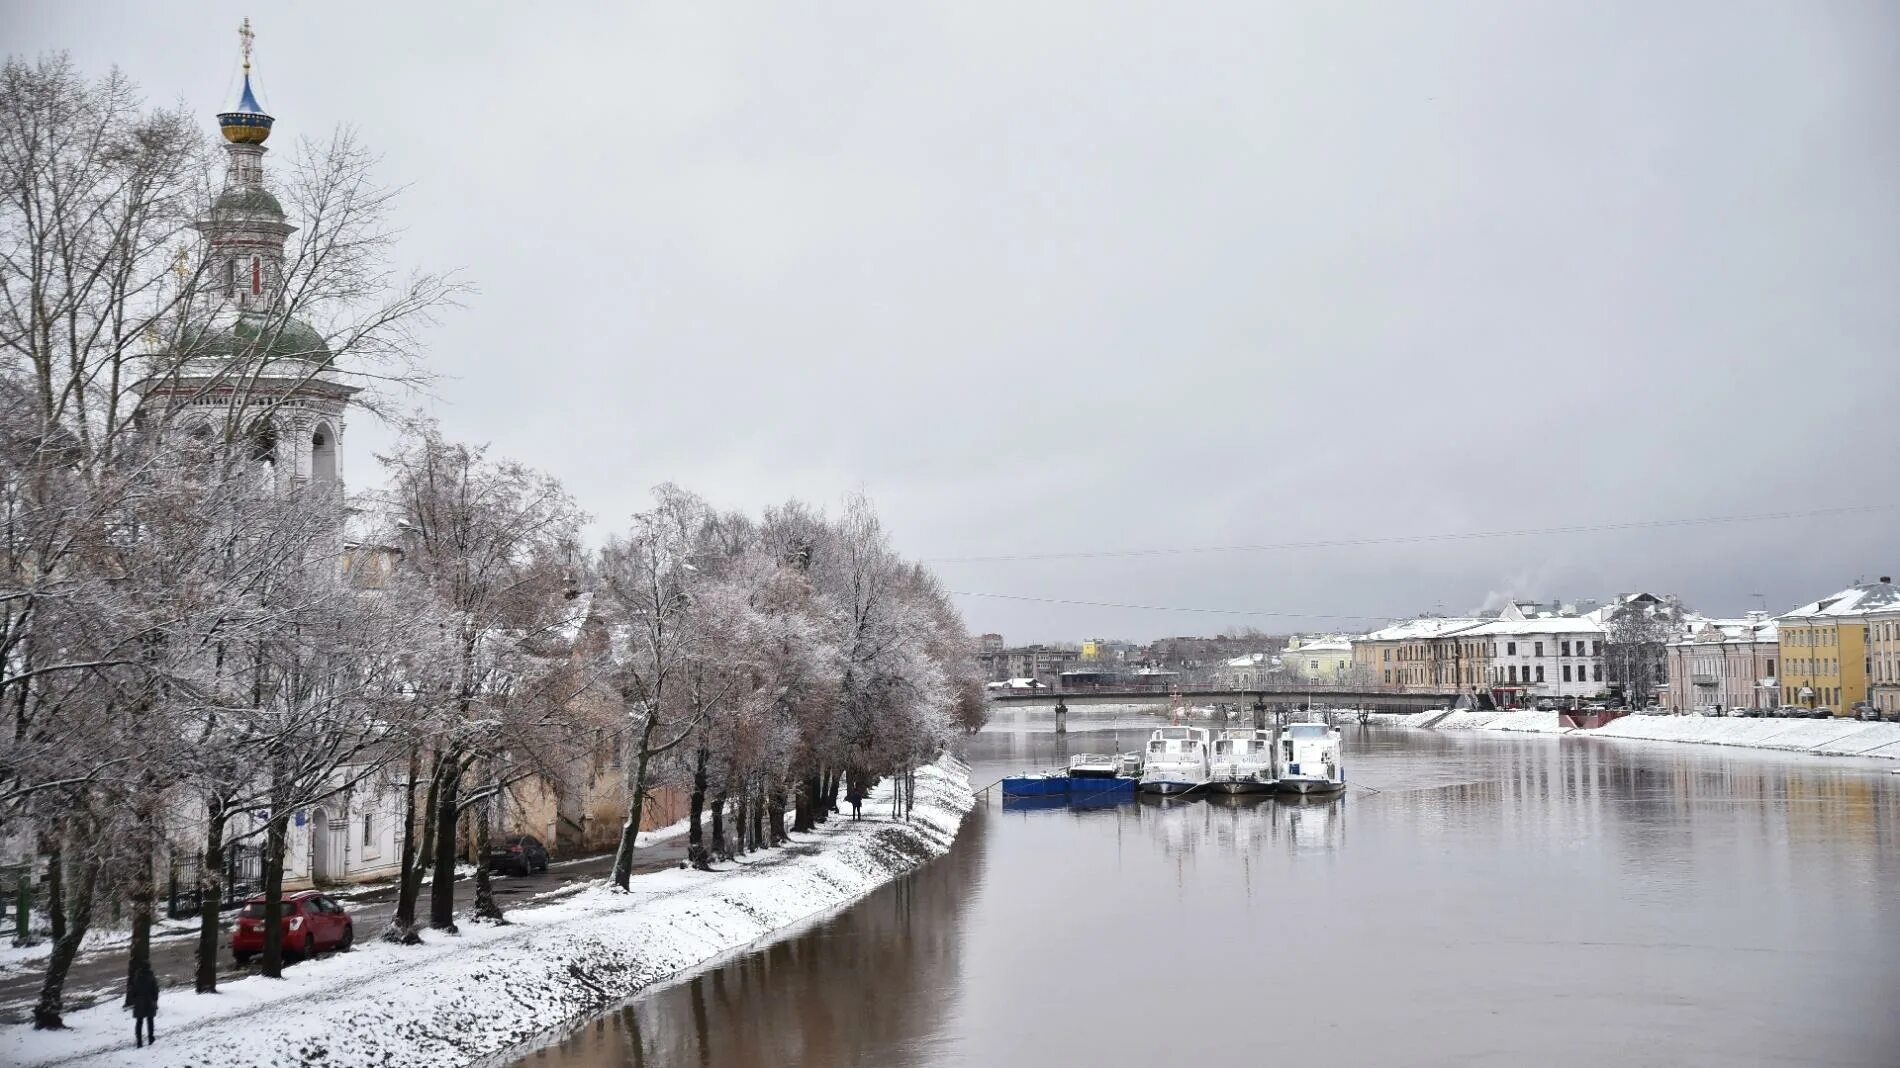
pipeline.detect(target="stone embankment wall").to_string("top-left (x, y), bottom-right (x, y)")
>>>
top-left (1385, 709), bottom-right (1900, 759)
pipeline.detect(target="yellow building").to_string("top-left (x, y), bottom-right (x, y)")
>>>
top-left (1283, 635), bottom-right (1356, 685)
top-left (1776, 578), bottom-right (1898, 714)
top-left (1353, 618), bottom-right (1484, 692)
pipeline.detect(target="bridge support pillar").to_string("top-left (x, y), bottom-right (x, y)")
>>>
top-left (1054, 699), bottom-right (1067, 734)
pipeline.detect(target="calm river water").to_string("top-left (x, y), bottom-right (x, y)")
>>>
top-left (515, 711), bottom-right (1900, 1067)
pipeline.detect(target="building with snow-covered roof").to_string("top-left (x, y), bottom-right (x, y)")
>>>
top-left (1352, 617), bottom-right (1485, 692)
top-left (1666, 614), bottom-right (1778, 712)
top-left (1465, 611), bottom-right (1607, 706)
top-left (1776, 577), bottom-right (1900, 713)
top-left (1210, 652), bottom-right (1278, 689)
top-left (1868, 605), bottom-right (1900, 716)
top-left (1283, 637), bottom-right (1354, 684)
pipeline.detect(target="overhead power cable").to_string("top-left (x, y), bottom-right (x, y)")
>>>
top-left (925, 503), bottom-right (1894, 565)
top-left (946, 590), bottom-right (1394, 621)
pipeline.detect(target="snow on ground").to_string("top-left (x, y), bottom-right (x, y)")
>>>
top-left (0, 916), bottom-right (205, 976)
top-left (1, 756), bottom-right (974, 1068)
top-left (0, 820), bottom-right (694, 976)
top-left (1387, 709), bottom-right (1900, 759)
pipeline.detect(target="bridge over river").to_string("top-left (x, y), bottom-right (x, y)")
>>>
top-left (987, 686), bottom-right (1456, 713)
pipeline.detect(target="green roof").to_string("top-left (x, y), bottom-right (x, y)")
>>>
top-left (182, 312), bottom-right (331, 362)
top-left (214, 185), bottom-right (284, 217)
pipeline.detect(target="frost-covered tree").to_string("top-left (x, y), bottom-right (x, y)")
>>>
top-left (1, 52), bottom-right (455, 1023)
top-left (370, 425), bottom-right (583, 936)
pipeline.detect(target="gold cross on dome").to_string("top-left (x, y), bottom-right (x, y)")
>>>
top-left (239, 18), bottom-right (255, 72)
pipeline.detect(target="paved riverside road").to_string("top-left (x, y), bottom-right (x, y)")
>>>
top-left (0, 838), bottom-right (690, 1025)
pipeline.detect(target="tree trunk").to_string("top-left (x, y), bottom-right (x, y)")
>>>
top-left (609, 717), bottom-right (659, 890)
top-left (709, 794), bottom-right (727, 860)
top-left (43, 834), bottom-right (64, 944)
top-left (194, 804), bottom-right (227, 993)
top-left (429, 766), bottom-right (461, 932)
top-left (686, 742), bottom-right (710, 870)
top-left (259, 811), bottom-right (290, 978)
top-left (792, 773), bottom-right (817, 832)
top-left (469, 801), bottom-right (507, 924)
top-left (808, 773), bottom-right (829, 826)
top-left (31, 852), bottom-right (98, 1030)
top-left (386, 748), bottom-right (429, 943)
top-left (735, 795), bottom-right (751, 854)
top-left (124, 797), bottom-right (156, 1006)
top-left (768, 789), bottom-right (788, 845)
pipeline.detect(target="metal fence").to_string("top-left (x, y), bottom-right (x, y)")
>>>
top-left (165, 843), bottom-right (264, 918)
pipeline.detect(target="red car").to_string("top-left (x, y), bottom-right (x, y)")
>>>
top-left (232, 890), bottom-right (355, 964)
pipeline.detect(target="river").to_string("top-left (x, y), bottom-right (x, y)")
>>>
top-left (513, 712), bottom-right (1900, 1067)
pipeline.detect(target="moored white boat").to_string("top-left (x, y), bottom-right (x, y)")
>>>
top-left (1209, 728), bottom-right (1276, 794)
top-left (1138, 726), bottom-right (1212, 795)
top-left (1277, 722), bottom-right (1345, 795)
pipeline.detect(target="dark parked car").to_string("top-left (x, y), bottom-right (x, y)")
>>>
top-left (482, 834), bottom-right (549, 876)
top-left (232, 890), bottom-right (353, 964)
top-left (1806, 706), bottom-right (1834, 719)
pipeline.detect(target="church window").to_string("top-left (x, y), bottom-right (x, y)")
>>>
top-left (251, 255), bottom-right (262, 296)
top-left (311, 425), bottom-right (337, 483)
top-left (224, 258), bottom-right (236, 297)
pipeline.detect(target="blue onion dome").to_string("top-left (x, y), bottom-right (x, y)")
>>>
top-left (218, 71), bottom-right (273, 144)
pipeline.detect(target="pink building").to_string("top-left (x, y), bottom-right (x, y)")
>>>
top-left (1665, 614), bottom-right (1779, 712)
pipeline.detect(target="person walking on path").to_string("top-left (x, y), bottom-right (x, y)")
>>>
top-left (128, 961), bottom-right (159, 1047)
top-left (846, 782), bottom-right (865, 821)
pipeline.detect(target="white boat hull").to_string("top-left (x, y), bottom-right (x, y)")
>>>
top-left (1210, 779), bottom-right (1276, 795)
top-left (1278, 777), bottom-right (1345, 795)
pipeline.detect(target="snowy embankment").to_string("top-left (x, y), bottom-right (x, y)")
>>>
top-left (1392, 709), bottom-right (1900, 759)
top-left (3, 756), bottom-right (975, 1068)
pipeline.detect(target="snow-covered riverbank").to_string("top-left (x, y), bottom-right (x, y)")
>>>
top-left (1384, 709), bottom-right (1900, 759)
top-left (2, 756), bottom-right (975, 1068)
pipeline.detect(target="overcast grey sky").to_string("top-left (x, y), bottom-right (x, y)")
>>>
top-left (10, 2), bottom-right (1898, 642)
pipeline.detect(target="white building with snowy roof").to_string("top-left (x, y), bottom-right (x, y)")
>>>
top-left (1465, 612), bottom-right (1608, 705)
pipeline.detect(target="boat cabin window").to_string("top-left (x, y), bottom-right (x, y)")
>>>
top-left (1149, 740), bottom-right (1166, 754)
top-left (1288, 724), bottom-right (1330, 739)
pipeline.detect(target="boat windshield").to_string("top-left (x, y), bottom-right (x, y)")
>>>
top-left (1288, 724), bottom-right (1331, 739)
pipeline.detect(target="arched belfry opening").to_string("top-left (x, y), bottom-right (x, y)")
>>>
top-left (311, 423), bottom-right (337, 484)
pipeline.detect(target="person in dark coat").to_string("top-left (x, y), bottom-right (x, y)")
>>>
top-left (128, 961), bottom-right (159, 1047)
top-left (846, 782), bottom-right (865, 820)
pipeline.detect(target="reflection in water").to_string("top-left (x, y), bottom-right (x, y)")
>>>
top-left (519, 806), bottom-right (986, 1068)
top-left (518, 718), bottom-right (1900, 1068)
